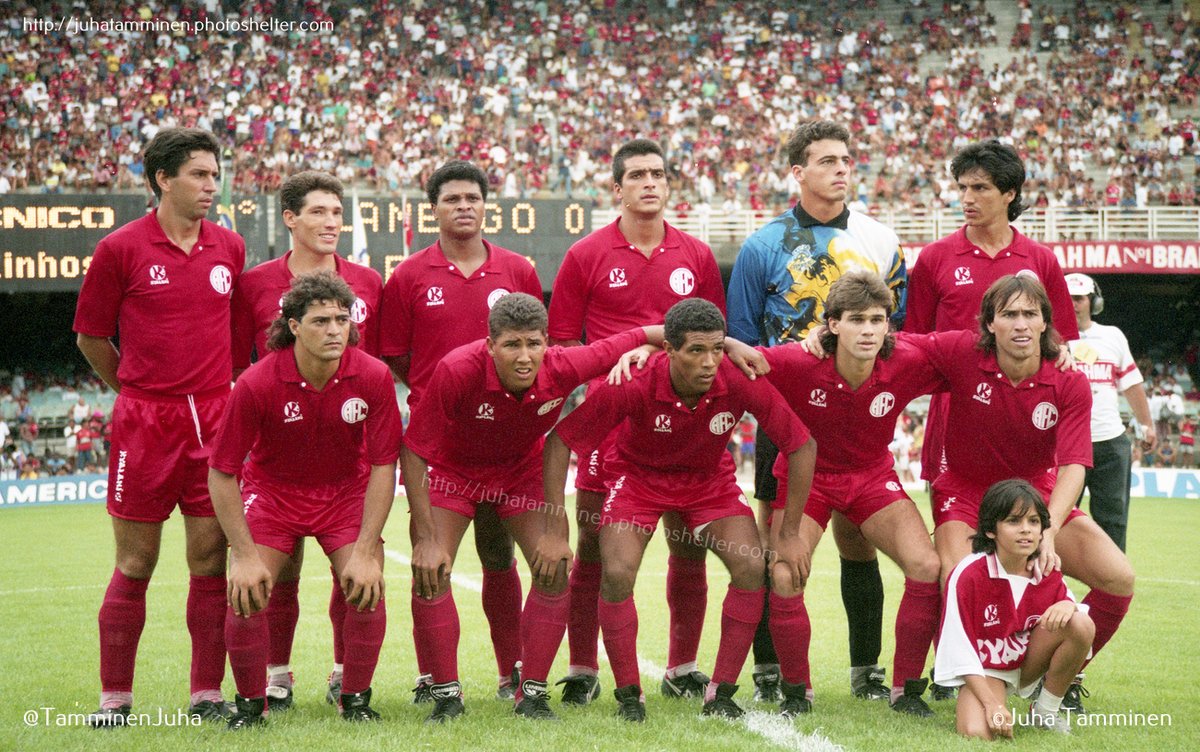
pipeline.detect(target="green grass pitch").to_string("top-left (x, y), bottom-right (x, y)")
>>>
top-left (1, 493), bottom-right (1195, 751)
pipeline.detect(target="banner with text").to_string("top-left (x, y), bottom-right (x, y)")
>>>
top-left (902, 240), bottom-right (1200, 273)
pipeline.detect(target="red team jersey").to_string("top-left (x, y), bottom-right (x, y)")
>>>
top-left (935, 552), bottom-right (1076, 687)
top-left (548, 218), bottom-right (726, 342)
top-left (208, 345), bottom-right (403, 490)
top-left (554, 354), bottom-right (809, 489)
top-left (403, 329), bottom-right (648, 477)
top-left (73, 213), bottom-right (245, 394)
top-left (914, 331), bottom-right (1093, 492)
top-left (230, 252), bottom-right (384, 369)
top-left (905, 227), bottom-right (1078, 340)
top-left (379, 240), bottom-right (542, 405)
top-left (760, 339), bottom-right (946, 476)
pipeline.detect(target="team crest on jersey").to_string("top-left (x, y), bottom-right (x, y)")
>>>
top-left (283, 401), bottom-right (303, 423)
top-left (984, 603), bottom-right (1000, 627)
top-left (341, 398), bottom-right (368, 424)
top-left (886, 481), bottom-right (901, 492)
top-left (708, 411), bottom-right (736, 435)
top-left (210, 265), bottom-right (232, 295)
top-left (869, 392), bottom-right (896, 418)
top-left (953, 266), bottom-right (973, 286)
top-left (476, 402), bottom-right (495, 420)
top-left (487, 288), bottom-right (511, 309)
top-left (808, 389), bottom-right (827, 408)
top-left (426, 286), bottom-right (445, 306)
top-left (608, 268), bottom-right (628, 288)
top-left (537, 398), bottom-right (564, 416)
top-left (654, 414), bottom-right (672, 432)
top-left (149, 264), bottom-right (169, 285)
top-left (1031, 401), bottom-right (1058, 430)
top-left (350, 297), bottom-right (367, 324)
top-left (669, 267), bottom-right (696, 295)
top-left (973, 383), bottom-right (993, 405)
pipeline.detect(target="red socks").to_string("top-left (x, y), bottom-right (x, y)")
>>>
top-left (341, 598), bottom-right (387, 695)
top-left (1082, 588), bottom-right (1133, 662)
top-left (666, 556), bottom-right (708, 671)
top-left (567, 558), bottom-right (602, 671)
top-left (519, 589), bottom-right (569, 684)
top-left (225, 607), bottom-right (268, 699)
top-left (598, 596), bottom-right (640, 688)
top-left (769, 590), bottom-right (812, 687)
top-left (266, 579), bottom-right (299, 668)
top-left (329, 568), bottom-right (347, 665)
top-left (98, 569), bottom-right (148, 694)
top-left (482, 561), bottom-right (523, 678)
top-left (892, 578), bottom-right (940, 688)
top-left (711, 586), bottom-right (764, 686)
top-left (411, 588), bottom-right (460, 683)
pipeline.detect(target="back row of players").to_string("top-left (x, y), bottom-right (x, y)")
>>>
top-left (74, 123), bottom-right (1133, 737)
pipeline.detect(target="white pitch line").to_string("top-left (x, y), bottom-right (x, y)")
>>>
top-left (383, 549), bottom-right (483, 593)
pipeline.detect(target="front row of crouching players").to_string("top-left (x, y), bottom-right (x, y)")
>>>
top-left (545, 298), bottom-right (817, 721)
top-left (208, 272), bottom-right (403, 728)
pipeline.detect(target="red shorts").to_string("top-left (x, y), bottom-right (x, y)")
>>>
top-left (574, 433), bottom-right (616, 494)
top-left (773, 459), bottom-right (909, 529)
top-left (599, 463), bottom-right (753, 535)
top-left (427, 458), bottom-right (543, 521)
top-left (920, 393), bottom-right (949, 483)
top-left (243, 477), bottom-right (369, 556)
top-left (930, 471), bottom-right (1087, 529)
top-left (106, 386), bottom-right (229, 523)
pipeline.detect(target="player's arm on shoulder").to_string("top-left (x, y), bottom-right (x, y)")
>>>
top-left (76, 334), bottom-right (121, 392)
top-left (207, 466), bottom-right (272, 616)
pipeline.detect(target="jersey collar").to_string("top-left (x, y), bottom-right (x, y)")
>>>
top-left (792, 203), bottom-right (849, 230)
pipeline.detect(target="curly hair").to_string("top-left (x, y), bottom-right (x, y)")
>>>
top-left (265, 271), bottom-right (360, 351)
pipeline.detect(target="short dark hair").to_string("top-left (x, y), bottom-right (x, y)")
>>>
top-left (487, 292), bottom-right (547, 339)
top-left (786, 120), bottom-right (850, 166)
top-left (818, 270), bottom-right (896, 358)
top-left (426, 161), bottom-right (488, 205)
top-left (266, 271), bottom-right (359, 351)
top-left (143, 127), bottom-right (221, 200)
top-left (951, 140), bottom-right (1027, 221)
top-left (664, 299), bottom-right (726, 349)
top-left (972, 479), bottom-right (1050, 556)
top-left (612, 138), bottom-right (665, 184)
top-left (977, 274), bottom-right (1060, 359)
top-left (280, 171), bottom-right (344, 216)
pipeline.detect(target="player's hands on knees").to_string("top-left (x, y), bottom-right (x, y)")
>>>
top-left (987, 702), bottom-right (1014, 738)
top-left (769, 534), bottom-right (809, 596)
top-left (530, 532), bottom-right (573, 590)
top-left (411, 539), bottom-right (451, 600)
top-left (799, 326), bottom-right (830, 358)
top-left (1032, 528), bottom-right (1061, 575)
top-left (1037, 599), bottom-right (1077, 632)
top-left (608, 345), bottom-right (659, 385)
top-left (228, 554), bottom-right (273, 617)
top-left (341, 551), bottom-right (385, 612)
top-left (725, 337), bottom-right (769, 380)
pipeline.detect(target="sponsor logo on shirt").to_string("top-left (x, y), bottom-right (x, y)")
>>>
top-left (487, 288), bottom-right (511, 309)
top-left (210, 265), bottom-right (232, 295)
top-left (973, 383), bottom-right (993, 405)
top-left (984, 603), bottom-right (1000, 626)
top-left (476, 402), bottom-right (495, 420)
top-left (1031, 401), bottom-right (1059, 430)
top-left (953, 266), bottom-right (973, 286)
top-left (808, 388), bottom-right (827, 408)
top-left (350, 297), bottom-right (367, 324)
top-left (608, 268), bottom-right (628, 288)
top-left (976, 632), bottom-right (1031, 667)
top-left (669, 267), bottom-right (696, 295)
top-left (869, 391), bottom-right (896, 418)
top-left (149, 265), bottom-right (169, 285)
top-left (886, 481), bottom-right (901, 492)
top-left (537, 398), bottom-right (564, 416)
top-left (341, 398), bottom-right (368, 424)
top-left (654, 414), bottom-right (671, 433)
top-left (283, 401), bottom-right (303, 423)
top-left (426, 286), bottom-right (445, 306)
top-left (709, 411), bottom-right (737, 435)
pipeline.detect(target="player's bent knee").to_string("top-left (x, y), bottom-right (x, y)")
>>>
top-left (599, 569), bottom-right (636, 602)
top-left (1069, 611), bottom-right (1096, 644)
top-left (906, 551), bottom-right (941, 583)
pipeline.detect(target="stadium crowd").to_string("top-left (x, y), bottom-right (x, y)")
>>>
top-left (0, 370), bottom-right (114, 479)
top-left (2, 0), bottom-right (1198, 212)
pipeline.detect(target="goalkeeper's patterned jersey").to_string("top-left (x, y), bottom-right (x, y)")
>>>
top-left (727, 205), bottom-right (906, 347)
